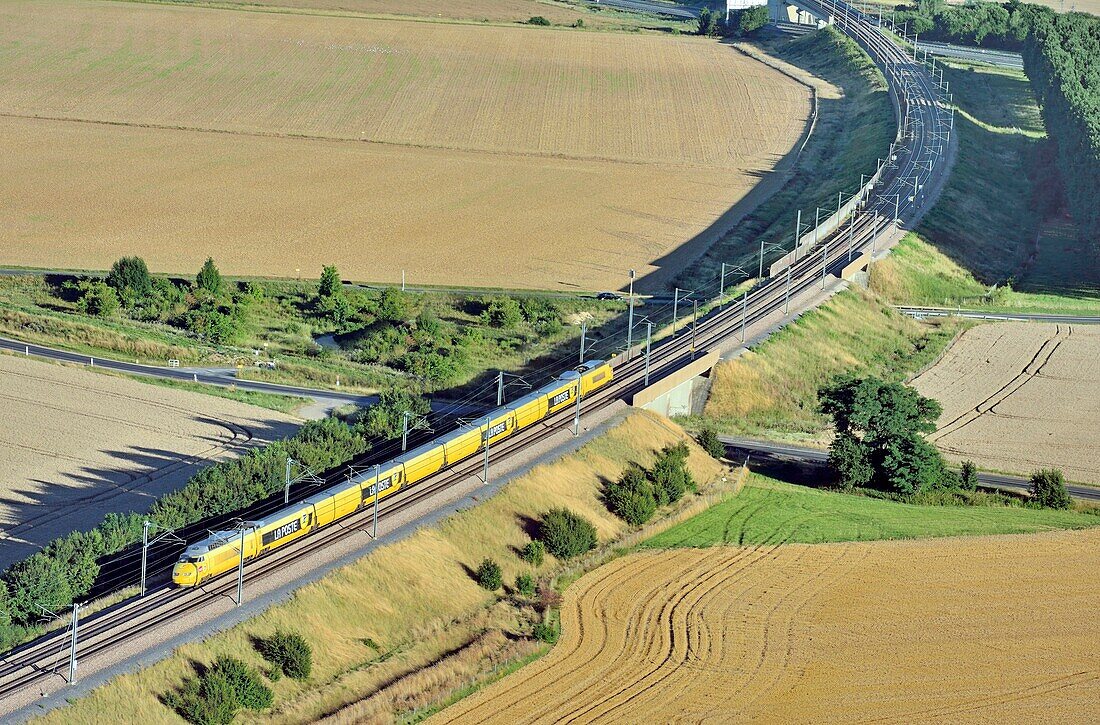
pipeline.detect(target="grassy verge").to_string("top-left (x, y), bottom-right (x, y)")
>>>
top-left (699, 287), bottom-right (966, 443)
top-left (871, 233), bottom-right (1100, 314)
top-left (678, 27), bottom-right (894, 291)
top-left (644, 475), bottom-right (1100, 548)
top-left (93, 369), bottom-right (310, 416)
top-left (916, 59), bottom-right (1100, 298)
top-left (34, 411), bottom-right (724, 725)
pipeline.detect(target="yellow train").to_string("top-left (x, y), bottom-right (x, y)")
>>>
top-left (171, 360), bottom-right (613, 587)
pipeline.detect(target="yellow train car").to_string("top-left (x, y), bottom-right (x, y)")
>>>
top-left (172, 359), bottom-right (615, 587)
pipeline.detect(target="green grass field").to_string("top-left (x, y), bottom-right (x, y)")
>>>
top-left (643, 476), bottom-right (1100, 548)
top-left (871, 233), bottom-right (1100, 314)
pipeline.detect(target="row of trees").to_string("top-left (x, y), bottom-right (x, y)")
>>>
top-left (889, 1), bottom-right (1098, 244)
top-left (819, 376), bottom-right (1072, 508)
top-left (697, 5), bottom-right (769, 38)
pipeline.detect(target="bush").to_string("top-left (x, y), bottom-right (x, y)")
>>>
top-left (481, 297), bottom-right (523, 329)
top-left (165, 656), bottom-right (272, 724)
top-left (519, 540), bottom-right (545, 567)
top-left (196, 257), bottom-right (223, 296)
top-left (475, 558), bottom-right (503, 590)
top-left (515, 573), bottom-right (536, 597)
top-left (528, 15), bottom-right (550, 25)
top-left (651, 442), bottom-right (693, 504)
top-left (1030, 468), bottom-right (1071, 510)
top-left (256, 630), bottom-right (312, 680)
top-left (75, 280), bottom-right (120, 318)
top-left (539, 508), bottom-right (597, 559)
top-left (532, 621), bottom-right (559, 643)
top-left (605, 465), bottom-right (657, 526)
top-left (696, 426), bottom-right (725, 460)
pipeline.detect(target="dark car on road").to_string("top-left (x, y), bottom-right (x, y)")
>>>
top-left (596, 292), bottom-right (622, 300)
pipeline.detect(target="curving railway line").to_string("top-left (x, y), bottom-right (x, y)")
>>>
top-left (0, 5), bottom-right (952, 715)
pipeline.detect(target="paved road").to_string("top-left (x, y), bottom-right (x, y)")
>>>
top-left (895, 306), bottom-right (1100, 324)
top-left (720, 435), bottom-right (1100, 501)
top-left (915, 40), bottom-right (1024, 70)
top-left (584, 0), bottom-right (698, 18)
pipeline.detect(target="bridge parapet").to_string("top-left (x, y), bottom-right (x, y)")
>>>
top-left (631, 350), bottom-right (721, 417)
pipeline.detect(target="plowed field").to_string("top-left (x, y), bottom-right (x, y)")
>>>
top-left (0, 0), bottom-right (809, 290)
top-left (0, 354), bottom-right (299, 567)
top-left (912, 322), bottom-right (1100, 484)
top-left (438, 530), bottom-right (1100, 723)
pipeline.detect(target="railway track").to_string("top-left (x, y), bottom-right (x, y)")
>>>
top-left (0, 4), bottom-right (950, 713)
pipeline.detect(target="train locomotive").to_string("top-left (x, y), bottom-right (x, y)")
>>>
top-left (171, 359), bottom-right (613, 587)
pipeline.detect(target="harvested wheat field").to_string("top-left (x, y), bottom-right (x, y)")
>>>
top-left (238, 0), bottom-right (626, 25)
top-left (912, 322), bottom-right (1100, 484)
top-left (439, 530), bottom-right (1100, 723)
top-left (0, 0), bottom-right (809, 290)
top-left (0, 354), bottom-right (299, 568)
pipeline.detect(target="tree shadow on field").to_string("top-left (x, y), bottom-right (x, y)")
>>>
top-left (0, 414), bottom-right (300, 570)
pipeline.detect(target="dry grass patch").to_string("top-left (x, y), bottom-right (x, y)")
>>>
top-left (0, 353), bottom-right (300, 568)
top-left (34, 411), bottom-right (723, 725)
top-left (704, 288), bottom-right (963, 442)
top-left (0, 0), bottom-right (808, 290)
top-left (439, 529), bottom-right (1100, 723)
top-left (913, 321), bottom-right (1100, 484)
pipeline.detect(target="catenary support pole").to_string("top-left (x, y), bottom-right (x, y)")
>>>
top-left (68, 603), bottom-right (79, 684)
top-left (873, 210), bottom-right (881, 255)
top-left (579, 322), bottom-right (586, 363)
top-left (691, 300), bottom-right (698, 360)
top-left (573, 378), bottom-right (582, 437)
top-left (236, 527), bottom-right (246, 607)
top-left (784, 263), bottom-right (792, 315)
top-left (373, 463), bottom-right (380, 537)
top-left (719, 263), bottom-right (727, 309)
top-left (644, 322), bottom-right (653, 386)
top-left (402, 411), bottom-right (410, 452)
top-left (140, 520), bottom-right (150, 597)
top-left (672, 288), bottom-right (680, 330)
top-left (625, 269), bottom-right (635, 360)
top-left (483, 415), bottom-right (491, 484)
top-left (496, 371), bottom-right (504, 406)
top-left (847, 210), bottom-right (856, 261)
top-left (284, 457), bottom-right (293, 505)
top-left (740, 291), bottom-right (748, 342)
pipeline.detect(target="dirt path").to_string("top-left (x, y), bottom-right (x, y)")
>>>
top-left (437, 530), bottom-right (1100, 723)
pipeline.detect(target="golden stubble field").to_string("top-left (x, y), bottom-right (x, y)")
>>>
top-left (912, 322), bottom-right (1100, 484)
top-left (0, 0), bottom-right (809, 290)
top-left (438, 530), bottom-right (1100, 723)
top-left (0, 354), bottom-right (299, 568)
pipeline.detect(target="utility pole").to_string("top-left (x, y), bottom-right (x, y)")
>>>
top-left (141, 520), bottom-right (150, 596)
top-left (373, 463), bottom-right (380, 537)
top-left (284, 456), bottom-right (293, 505)
top-left (643, 322), bottom-right (653, 386)
top-left (236, 526), bottom-right (247, 607)
top-left (847, 210), bottom-right (856, 262)
top-left (573, 379), bottom-right (582, 437)
top-left (402, 411), bottom-right (410, 451)
top-left (740, 291), bottom-right (748, 343)
top-left (784, 262), bottom-right (792, 315)
top-left (482, 415), bottom-right (491, 484)
top-left (719, 263), bottom-right (728, 308)
top-left (691, 299), bottom-right (698, 359)
top-left (579, 322), bottom-right (587, 364)
top-left (625, 269), bottom-right (636, 361)
top-left (68, 603), bottom-right (80, 683)
top-left (496, 370), bottom-right (504, 406)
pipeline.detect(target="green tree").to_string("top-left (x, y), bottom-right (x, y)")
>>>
top-left (377, 287), bottom-right (411, 323)
top-left (196, 257), bottom-right (223, 296)
top-left (819, 376), bottom-right (946, 495)
top-left (356, 389), bottom-right (430, 440)
top-left (651, 442), bottom-right (693, 504)
top-left (697, 7), bottom-right (717, 36)
top-left (960, 460), bottom-right (979, 491)
top-left (3, 553), bottom-right (73, 623)
top-left (482, 297), bottom-right (523, 329)
top-left (106, 256), bottom-right (152, 306)
top-left (318, 265), bottom-right (342, 299)
top-left (76, 281), bottom-right (120, 318)
top-left (539, 508), bottom-right (597, 559)
top-left (515, 573), bottom-right (536, 597)
top-left (475, 558), bottom-right (503, 590)
top-left (528, 15), bottom-right (550, 25)
top-left (1030, 468), bottom-right (1071, 510)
